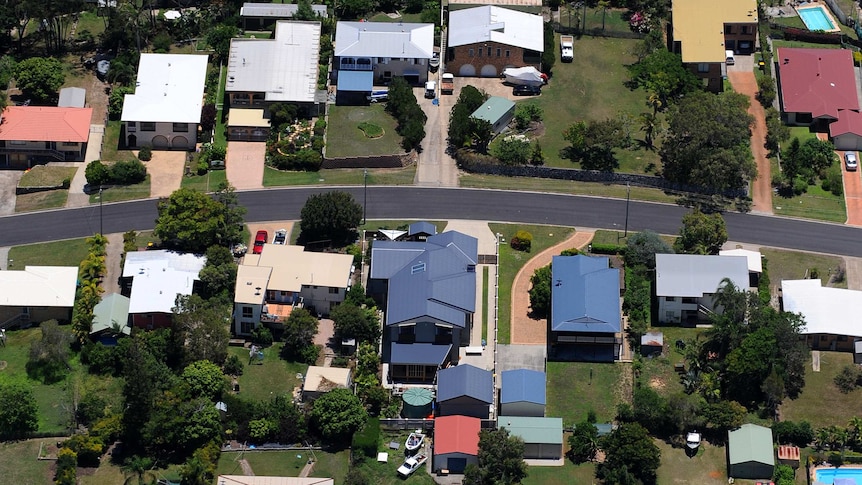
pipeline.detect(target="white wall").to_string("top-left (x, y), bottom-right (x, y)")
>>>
top-left (299, 285), bottom-right (346, 316)
top-left (124, 121), bottom-right (197, 150)
top-left (233, 303), bottom-right (263, 336)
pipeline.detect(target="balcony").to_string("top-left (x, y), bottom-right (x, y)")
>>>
top-left (0, 146), bottom-right (66, 161)
top-left (339, 59), bottom-right (373, 71)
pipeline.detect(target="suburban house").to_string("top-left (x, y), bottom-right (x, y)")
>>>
top-left (728, 424), bottom-right (775, 480)
top-left (368, 230), bottom-right (478, 383)
top-left (0, 266), bottom-right (78, 327)
top-left (436, 364), bottom-right (493, 418)
top-left (334, 21), bottom-right (434, 86)
top-left (471, 96), bottom-right (516, 134)
top-left (0, 106), bottom-right (92, 168)
top-left (216, 477), bottom-right (333, 485)
top-left (407, 221), bottom-right (437, 241)
top-left (500, 369), bottom-right (545, 417)
top-left (240, 2), bottom-right (327, 30)
top-left (549, 255), bottom-right (622, 362)
top-left (718, 248), bottom-right (763, 287)
top-left (302, 366), bottom-right (352, 401)
top-left (447, 6), bottom-right (544, 78)
top-left (498, 416), bottom-right (564, 460)
top-left (90, 293), bottom-right (131, 343)
top-left (668, 0), bottom-right (758, 92)
top-left (781, 279), bottom-right (862, 352)
top-left (775, 48), bottom-right (862, 149)
top-left (655, 253), bottom-right (750, 325)
top-left (226, 21), bottom-right (325, 117)
top-left (227, 108), bottom-right (270, 142)
top-left (233, 244), bottom-right (354, 336)
top-left (121, 250), bottom-right (206, 329)
top-left (58, 87), bottom-right (86, 108)
top-left (433, 415), bottom-right (481, 473)
top-left (447, 0), bottom-right (542, 14)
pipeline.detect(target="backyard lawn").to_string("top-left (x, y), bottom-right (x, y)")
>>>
top-left (546, 361), bottom-right (627, 425)
top-left (655, 439), bottom-right (730, 485)
top-left (227, 346), bottom-right (307, 403)
top-left (263, 165), bottom-right (416, 186)
top-left (325, 105), bottom-right (404, 157)
top-left (0, 440), bottom-right (52, 485)
top-left (780, 351), bottom-right (860, 429)
top-left (522, 461), bottom-right (597, 485)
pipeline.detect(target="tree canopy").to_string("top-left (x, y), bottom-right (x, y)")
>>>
top-left (172, 294), bottom-right (230, 366)
top-left (181, 360), bottom-right (226, 401)
top-left (528, 264), bottom-right (552, 319)
top-left (280, 307), bottom-right (319, 363)
top-left (626, 49), bottom-right (700, 112)
top-left (331, 302), bottom-right (380, 345)
top-left (463, 428), bottom-right (527, 485)
top-left (298, 191), bottom-right (363, 246)
top-left (15, 56), bottom-right (65, 102)
top-left (0, 377), bottom-right (39, 440)
top-left (624, 230), bottom-right (673, 269)
top-left (154, 184), bottom-right (246, 253)
top-left (448, 85), bottom-right (490, 148)
top-left (673, 210), bottom-right (728, 255)
top-left (310, 388), bottom-right (367, 441)
top-left (597, 423), bottom-right (661, 485)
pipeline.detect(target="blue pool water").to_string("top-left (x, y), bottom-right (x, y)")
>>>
top-left (799, 6), bottom-right (836, 31)
top-left (815, 467), bottom-right (862, 484)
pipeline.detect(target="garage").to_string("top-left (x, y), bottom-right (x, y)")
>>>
top-left (499, 416), bottom-right (564, 460)
top-left (459, 64), bottom-right (476, 76)
top-left (171, 136), bottom-right (189, 149)
top-left (433, 415), bottom-right (480, 473)
top-left (151, 135), bottom-right (169, 149)
top-left (480, 64), bottom-right (497, 77)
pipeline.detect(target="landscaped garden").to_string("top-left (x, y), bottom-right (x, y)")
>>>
top-left (325, 105), bottom-right (404, 157)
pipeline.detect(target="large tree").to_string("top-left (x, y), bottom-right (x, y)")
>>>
top-left (181, 360), bottom-right (226, 401)
top-left (14, 56), bottom-right (65, 103)
top-left (673, 210), bottom-right (727, 255)
top-left (464, 428), bottom-right (528, 485)
top-left (298, 191), bottom-right (363, 246)
top-left (331, 302), bottom-right (379, 345)
top-left (448, 85), bottom-right (489, 148)
top-left (310, 388), bottom-right (367, 441)
top-left (154, 184), bottom-right (245, 253)
top-left (626, 49), bottom-right (700, 112)
top-left (280, 307), bottom-right (319, 362)
top-left (0, 378), bottom-right (39, 440)
top-left (624, 230), bottom-right (673, 269)
top-left (197, 245), bottom-right (238, 305)
top-left (172, 295), bottom-right (231, 366)
top-left (597, 423), bottom-right (661, 485)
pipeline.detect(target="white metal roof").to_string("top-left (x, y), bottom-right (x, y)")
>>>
top-left (448, 6), bottom-right (544, 52)
top-left (719, 248), bottom-right (763, 273)
top-left (334, 21), bottom-right (434, 59)
top-left (241, 2), bottom-right (328, 18)
top-left (226, 21), bottom-right (321, 104)
top-left (123, 250), bottom-right (206, 314)
top-left (303, 366), bottom-right (352, 392)
top-left (782, 279), bottom-right (862, 338)
top-left (121, 54), bottom-right (208, 124)
top-left (655, 254), bottom-right (750, 298)
top-left (58, 87), bottom-right (86, 108)
top-left (0, 266), bottom-right (78, 307)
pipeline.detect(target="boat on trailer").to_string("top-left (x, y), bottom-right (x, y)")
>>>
top-left (405, 432), bottom-right (425, 451)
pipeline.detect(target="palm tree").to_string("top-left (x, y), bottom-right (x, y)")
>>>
top-left (815, 427), bottom-right (831, 451)
top-left (848, 417), bottom-right (862, 450)
top-left (638, 112), bottom-right (659, 150)
top-left (122, 456), bottom-right (156, 485)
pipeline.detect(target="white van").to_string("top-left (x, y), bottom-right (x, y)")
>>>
top-left (725, 50), bottom-right (735, 66)
top-left (424, 81), bottom-right (436, 99)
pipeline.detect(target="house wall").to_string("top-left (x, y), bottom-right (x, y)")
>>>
top-left (233, 303), bottom-right (264, 336)
top-left (723, 22), bottom-right (757, 53)
top-left (730, 460), bottom-right (774, 480)
top-left (0, 306), bottom-right (72, 326)
top-left (0, 140), bottom-right (86, 165)
top-left (131, 312), bottom-right (173, 330)
top-left (299, 285), bottom-right (347, 316)
top-left (832, 133), bottom-right (862, 151)
top-left (388, 321), bottom-right (462, 348)
top-left (334, 57), bottom-right (429, 85)
top-left (433, 452), bottom-right (478, 473)
top-left (499, 401), bottom-right (544, 417)
top-left (685, 62), bottom-right (724, 93)
top-left (437, 396), bottom-right (490, 418)
top-left (805, 333), bottom-right (858, 352)
top-left (228, 125), bottom-right (270, 142)
top-left (523, 442), bottom-right (562, 460)
top-left (658, 294), bottom-right (719, 324)
top-left (488, 105), bottom-right (515, 133)
top-left (124, 121), bottom-right (197, 150)
top-left (447, 43), bottom-right (539, 78)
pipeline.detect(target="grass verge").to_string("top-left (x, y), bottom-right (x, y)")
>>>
top-left (263, 166), bottom-right (416, 186)
top-left (227, 346), bottom-right (306, 402)
top-left (325, 104), bottom-right (403, 157)
top-left (546, 361), bottom-right (625, 426)
top-left (760, 247), bottom-right (846, 289)
top-left (180, 169), bottom-right (227, 192)
top-left (89, 176), bottom-right (152, 203)
top-left (772, 183), bottom-right (847, 223)
top-left (8, 238), bottom-right (89, 268)
top-left (101, 121), bottom-right (137, 162)
top-left (459, 174), bottom-right (679, 204)
top-left (15, 190), bottom-right (69, 212)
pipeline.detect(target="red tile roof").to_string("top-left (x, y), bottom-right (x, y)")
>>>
top-left (0, 106), bottom-right (92, 142)
top-left (777, 48), bottom-right (859, 119)
top-left (777, 445), bottom-right (800, 461)
top-left (434, 415), bottom-right (480, 455)
top-left (830, 109), bottom-right (862, 137)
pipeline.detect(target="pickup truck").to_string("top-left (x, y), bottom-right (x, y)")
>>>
top-left (440, 73), bottom-right (454, 94)
top-left (424, 81), bottom-right (436, 99)
top-left (560, 35), bottom-right (574, 63)
top-left (397, 453), bottom-right (428, 477)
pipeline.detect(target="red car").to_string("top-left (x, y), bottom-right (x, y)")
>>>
top-left (253, 230), bottom-right (268, 254)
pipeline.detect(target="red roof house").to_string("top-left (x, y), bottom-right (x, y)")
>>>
top-left (829, 109), bottom-right (862, 151)
top-left (0, 106), bottom-right (92, 168)
top-left (433, 415), bottom-right (481, 473)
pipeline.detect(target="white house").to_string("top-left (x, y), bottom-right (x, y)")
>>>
top-left (334, 21), bottom-right (434, 85)
top-left (121, 53), bottom-right (208, 150)
top-left (0, 266), bottom-right (78, 326)
top-left (121, 250), bottom-right (206, 329)
top-left (782, 279), bottom-right (862, 352)
top-left (655, 254), bottom-right (750, 325)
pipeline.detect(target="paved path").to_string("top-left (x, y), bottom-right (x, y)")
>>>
top-left (66, 124), bottom-right (104, 208)
top-left (0, 171), bottom-right (23, 216)
top-left (226, 142), bottom-right (266, 190)
top-left (510, 231), bottom-right (594, 345)
top-left (146, 151), bottom-right (185, 198)
top-left (416, 82), bottom-right (458, 187)
top-left (728, 70), bottom-right (773, 214)
top-left (103, 232), bottom-right (124, 294)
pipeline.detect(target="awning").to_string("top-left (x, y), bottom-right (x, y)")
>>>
top-left (338, 71), bottom-right (373, 92)
top-left (390, 343), bottom-right (451, 366)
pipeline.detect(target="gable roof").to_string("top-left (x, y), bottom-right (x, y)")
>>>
top-left (0, 106), bottom-right (92, 142)
top-left (781, 279), bottom-right (862, 338)
top-left (240, 3), bottom-right (328, 18)
top-left (499, 416), bottom-right (563, 444)
top-left (671, 0), bottom-right (757, 63)
top-left (719, 248), bottom-right (763, 273)
top-left (409, 221), bottom-right (437, 237)
top-left (655, 254), bottom-right (749, 298)
top-left (121, 54), bottom-right (208, 123)
top-left (91, 293), bottom-right (131, 335)
top-left (434, 415), bottom-right (481, 455)
top-left (448, 6), bottom-right (544, 52)
top-left (226, 21), bottom-right (321, 104)
top-left (437, 364), bottom-right (493, 403)
top-left (335, 22), bottom-right (434, 59)
top-left (830, 109), bottom-right (862, 137)
top-left (471, 96), bottom-right (516, 125)
top-left (500, 369), bottom-right (545, 405)
top-left (728, 424), bottom-right (774, 466)
top-left (303, 366), bottom-right (351, 392)
top-left (123, 250), bottom-right (206, 314)
top-left (250, 244), bottom-right (353, 293)
top-left (777, 48), bottom-right (859, 119)
top-left (390, 342), bottom-right (451, 365)
top-left (217, 477), bottom-right (333, 485)
top-left (0, 266), bottom-right (78, 307)
top-left (551, 255), bottom-right (620, 333)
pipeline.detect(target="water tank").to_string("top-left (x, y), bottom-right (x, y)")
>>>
top-left (401, 387), bottom-right (433, 418)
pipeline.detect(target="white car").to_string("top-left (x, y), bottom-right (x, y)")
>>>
top-left (845, 151), bottom-right (857, 171)
top-left (396, 453), bottom-right (427, 477)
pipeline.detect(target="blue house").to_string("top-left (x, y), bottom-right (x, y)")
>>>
top-left (500, 369), bottom-right (546, 417)
top-left (368, 229), bottom-right (478, 383)
top-left (437, 364), bottom-right (493, 418)
top-left (550, 255), bottom-right (621, 362)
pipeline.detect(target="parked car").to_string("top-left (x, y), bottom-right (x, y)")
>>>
top-left (425, 81), bottom-right (436, 99)
top-left (429, 52), bottom-right (440, 71)
top-left (273, 229), bottom-right (287, 245)
top-left (845, 151), bottom-right (858, 171)
top-left (513, 84), bottom-right (541, 96)
top-left (253, 230), bottom-right (268, 254)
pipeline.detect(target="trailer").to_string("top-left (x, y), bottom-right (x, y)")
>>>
top-left (441, 73), bottom-right (454, 94)
top-left (560, 35), bottom-right (574, 62)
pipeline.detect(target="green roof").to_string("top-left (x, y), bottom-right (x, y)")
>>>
top-left (470, 96), bottom-right (515, 124)
top-left (403, 387), bottom-right (433, 406)
top-left (728, 424), bottom-right (774, 466)
top-left (90, 293), bottom-right (131, 335)
top-left (498, 416), bottom-right (563, 445)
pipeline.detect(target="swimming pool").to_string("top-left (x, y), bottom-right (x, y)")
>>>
top-left (815, 467), bottom-right (862, 484)
top-left (798, 5), bottom-right (837, 31)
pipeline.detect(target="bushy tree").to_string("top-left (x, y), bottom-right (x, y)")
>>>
top-left (310, 388), bottom-right (367, 441)
top-left (385, 77), bottom-right (426, 151)
top-left (597, 423), bottom-right (661, 485)
top-left (514, 104), bottom-right (543, 130)
top-left (0, 378), bottom-right (39, 440)
top-left (528, 264), bottom-right (552, 318)
top-left (108, 86), bottom-right (134, 120)
top-left (14, 56), bottom-right (65, 102)
top-left (155, 184), bottom-right (245, 253)
top-left (331, 302), bottom-right (379, 345)
top-left (674, 210), bottom-right (727, 255)
top-left (281, 307), bottom-right (319, 363)
top-left (206, 25), bottom-right (239, 63)
top-left (172, 295), bottom-right (230, 366)
top-left (568, 421), bottom-right (599, 463)
top-left (198, 245), bottom-right (238, 304)
top-left (463, 428), bottom-right (527, 485)
top-left (624, 230), bottom-right (673, 268)
top-left (449, 85), bottom-right (489, 148)
top-left (493, 137), bottom-right (532, 165)
top-left (26, 320), bottom-right (73, 384)
top-left (626, 49), bottom-right (700, 112)
top-left (181, 360), bottom-right (226, 401)
top-left (298, 191), bottom-right (363, 246)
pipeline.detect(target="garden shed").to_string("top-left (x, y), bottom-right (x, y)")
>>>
top-left (436, 364), bottom-right (493, 418)
top-left (728, 424), bottom-right (774, 479)
top-left (498, 416), bottom-right (563, 460)
top-left (433, 415), bottom-right (480, 473)
top-left (500, 369), bottom-right (545, 417)
top-left (470, 96), bottom-right (515, 133)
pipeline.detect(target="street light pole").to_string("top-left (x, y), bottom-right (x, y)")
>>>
top-left (363, 169), bottom-right (368, 225)
top-left (623, 182), bottom-right (631, 238)
top-left (99, 186), bottom-right (103, 236)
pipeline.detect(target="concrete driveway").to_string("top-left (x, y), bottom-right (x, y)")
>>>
top-left (841, 150), bottom-right (862, 226)
top-left (226, 142), bottom-right (265, 190)
top-left (146, 151), bottom-right (185, 198)
top-left (415, 82), bottom-right (458, 187)
top-left (0, 170), bottom-right (24, 216)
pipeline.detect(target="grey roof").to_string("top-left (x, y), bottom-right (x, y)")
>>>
top-left (500, 369), bottom-right (546, 405)
top-left (335, 21), bottom-right (434, 59)
top-left (437, 364), bottom-right (493, 403)
top-left (655, 254), bottom-right (750, 298)
top-left (551, 255), bottom-right (620, 333)
top-left (370, 231), bottom-right (478, 328)
top-left (241, 2), bottom-right (328, 18)
top-left (90, 293), bottom-right (131, 335)
top-left (58, 87), bottom-right (86, 108)
top-left (471, 96), bottom-right (515, 124)
top-left (390, 343), bottom-right (451, 365)
top-left (409, 221), bottom-right (437, 236)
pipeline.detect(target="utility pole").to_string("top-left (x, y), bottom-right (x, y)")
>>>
top-left (363, 169), bottom-right (368, 225)
top-left (623, 182), bottom-right (631, 238)
top-left (99, 186), bottom-right (103, 236)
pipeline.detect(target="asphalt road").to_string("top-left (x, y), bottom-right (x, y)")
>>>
top-left (2, 186), bottom-right (861, 257)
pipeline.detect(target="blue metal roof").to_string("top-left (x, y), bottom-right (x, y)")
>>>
top-left (390, 342), bottom-right (451, 365)
top-left (409, 221), bottom-right (437, 236)
top-left (437, 364), bottom-right (493, 403)
top-left (551, 255), bottom-right (620, 333)
top-left (338, 70), bottom-right (373, 92)
top-left (500, 369), bottom-right (546, 405)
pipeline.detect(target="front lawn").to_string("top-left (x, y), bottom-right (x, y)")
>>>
top-left (325, 105), bottom-right (404, 157)
top-left (760, 247), bottom-right (846, 289)
top-left (89, 176), bottom-right (152, 203)
top-left (8, 238), bottom-right (90, 268)
top-left (227, 346), bottom-right (306, 402)
top-left (263, 165), bottom-right (416, 186)
top-left (15, 190), bottom-right (69, 212)
top-left (101, 121), bottom-right (137, 162)
top-left (772, 183), bottom-right (847, 223)
top-left (545, 361), bottom-right (626, 426)
top-left (780, 351), bottom-right (860, 429)
top-left (17, 166), bottom-right (77, 187)
top-left (180, 169), bottom-right (227, 192)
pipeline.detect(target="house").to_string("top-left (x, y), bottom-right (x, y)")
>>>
top-left (728, 424), bottom-right (775, 479)
top-left (0, 266), bottom-right (78, 327)
top-left (856, 341), bottom-right (862, 365)
top-left (227, 108), bottom-right (270, 142)
top-left (471, 97), bottom-right (516, 134)
top-left (655, 254), bottom-right (750, 325)
top-left (240, 2), bottom-right (327, 30)
top-left (447, 6), bottom-right (543, 78)
top-left (781, 279), bottom-right (862, 352)
top-left (302, 366), bottom-right (352, 401)
top-left (58, 87), bottom-right (86, 108)
top-left (640, 331), bottom-right (663, 357)
top-left (498, 416), bottom-right (564, 460)
top-left (334, 21), bottom-right (434, 86)
top-left (433, 415), bottom-right (481, 473)
top-left (407, 221), bottom-right (437, 241)
top-left (436, 364), bottom-right (493, 418)
top-left (226, 21), bottom-right (324, 116)
top-left (500, 369), bottom-right (545, 417)
top-left (121, 250), bottom-right (206, 329)
top-left (718, 248), bottom-right (763, 287)
top-left (121, 53), bottom-right (208, 150)
top-left (447, 0), bottom-right (542, 14)
top-left (368, 230), bottom-right (478, 383)
top-left (233, 245), bottom-right (353, 336)
top-left (0, 106), bottom-right (92, 168)
top-left (549, 255), bottom-right (621, 362)
top-left (668, 0), bottom-right (757, 92)
top-left (775, 48), bottom-right (862, 149)
top-left (217, 477), bottom-right (333, 485)
top-left (334, 71), bottom-right (374, 106)
top-left (90, 293), bottom-right (131, 343)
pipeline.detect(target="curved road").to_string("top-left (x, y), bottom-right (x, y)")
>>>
top-left (1, 186), bottom-right (861, 257)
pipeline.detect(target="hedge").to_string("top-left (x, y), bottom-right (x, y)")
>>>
top-left (590, 242), bottom-right (625, 255)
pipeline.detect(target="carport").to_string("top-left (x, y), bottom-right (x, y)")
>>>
top-left (336, 71), bottom-right (373, 105)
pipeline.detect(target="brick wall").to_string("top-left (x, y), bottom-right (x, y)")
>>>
top-left (447, 42), bottom-right (540, 77)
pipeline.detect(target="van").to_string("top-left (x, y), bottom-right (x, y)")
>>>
top-left (424, 81), bottom-right (436, 99)
top-left (725, 50), bottom-right (735, 65)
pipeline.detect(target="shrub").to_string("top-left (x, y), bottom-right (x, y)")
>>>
top-left (54, 447), bottom-right (77, 485)
top-left (300, 344), bottom-right (321, 365)
top-left (224, 354), bottom-right (244, 376)
top-left (510, 230), bottom-right (533, 252)
top-left (351, 418), bottom-right (380, 462)
top-left (591, 242), bottom-right (625, 254)
top-left (138, 145), bottom-right (152, 161)
top-left (251, 327), bottom-right (273, 346)
top-left (85, 160), bottom-right (110, 187)
top-left (756, 74), bottom-right (776, 108)
top-left (514, 104), bottom-right (543, 130)
top-left (200, 104), bottom-right (217, 134)
top-left (110, 159), bottom-right (147, 184)
top-left (197, 161), bottom-right (209, 175)
top-left (153, 32), bottom-right (172, 53)
top-left (822, 165), bottom-right (843, 196)
top-left (64, 433), bottom-right (104, 467)
top-left (313, 119), bottom-right (327, 136)
top-left (835, 365), bottom-right (860, 393)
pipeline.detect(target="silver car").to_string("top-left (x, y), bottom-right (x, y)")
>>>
top-left (845, 151), bottom-right (858, 171)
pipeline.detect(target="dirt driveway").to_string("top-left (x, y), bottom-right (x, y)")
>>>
top-left (728, 70), bottom-right (772, 214)
top-left (145, 151), bottom-right (185, 198)
top-left (226, 142), bottom-right (265, 190)
top-left (841, 150), bottom-right (862, 226)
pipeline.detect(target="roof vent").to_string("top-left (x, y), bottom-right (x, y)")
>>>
top-left (411, 262), bottom-right (426, 274)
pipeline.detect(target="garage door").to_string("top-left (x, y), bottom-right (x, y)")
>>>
top-left (448, 458), bottom-right (468, 473)
top-left (480, 65), bottom-right (497, 77)
top-left (459, 64), bottom-right (476, 77)
top-left (151, 135), bottom-right (169, 149)
top-left (171, 136), bottom-right (189, 149)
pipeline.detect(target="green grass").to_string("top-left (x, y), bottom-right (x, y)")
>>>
top-left (523, 461), bottom-right (597, 485)
top-left (0, 440), bottom-right (52, 484)
top-left (772, 15), bottom-right (807, 29)
top-left (80, 461), bottom-right (183, 485)
top-left (215, 63), bottom-right (228, 147)
top-left (638, 327), bottom-right (708, 399)
top-left (760, 247), bottom-right (846, 290)
top-left (773, 182), bottom-right (847, 223)
top-left (558, 7), bottom-right (633, 33)
top-left (591, 229), bottom-right (677, 248)
top-left (358, 122), bottom-right (384, 138)
top-left (325, 104), bottom-right (404, 157)
top-left (655, 439), bottom-right (729, 485)
top-left (8, 238), bottom-right (89, 268)
top-left (781, 352), bottom-right (860, 429)
top-left (18, 166), bottom-right (77, 187)
top-left (771, 39), bottom-right (842, 50)
top-left (308, 449), bottom-right (350, 483)
top-left (482, 266), bottom-right (489, 342)
top-left (368, 12), bottom-right (424, 23)
top-left (89, 176), bottom-right (152, 203)
top-left (217, 451), bottom-right (313, 476)
top-left (460, 174), bottom-right (679, 204)
top-left (489, 224), bottom-right (576, 344)
top-left (15, 190), bottom-right (69, 213)
top-left (181, 169), bottom-right (228, 192)
top-left (101, 121), bottom-right (137, 162)
top-left (227, 346), bottom-right (306, 402)
top-left (788, 126), bottom-right (818, 144)
top-left (546, 362), bottom-right (626, 426)
top-left (349, 428), bottom-right (435, 485)
top-left (263, 165), bottom-right (416, 186)
top-left (75, 11), bottom-right (108, 39)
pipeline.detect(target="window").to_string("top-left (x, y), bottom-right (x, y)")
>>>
top-left (10, 140), bottom-right (26, 145)
top-left (407, 365), bottom-right (425, 379)
top-left (682, 297), bottom-right (697, 304)
top-left (724, 25), bottom-right (733, 34)
top-left (172, 123), bottom-right (188, 132)
top-left (665, 311), bottom-right (675, 320)
top-left (697, 63), bottom-right (710, 73)
top-left (329, 287), bottom-right (339, 294)
top-left (664, 297), bottom-right (675, 302)
top-left (280, 291), bottom-right (288, 297)
top-left (478, 48), bottom-right (482, 57)
top-left (741, 25), bottom-right (750, 34)
top-left (487, 47), bottom-right (492, 57)
top-left (241, 321), bottom-right (255, 334)
top-left (467, 264), bottom-right (476, 273)
top-left (469, 48), bottom-right (474, 57)
top-left (496, 48), bottom-right (501, 57)
top-left (838, 335), bottom-right (848, 342)
top-left (242, 306), bottom-right (253, 318)
top-left (128, 121), bottom-right (136, 128)
top-left (61, 142), bottom-right (78, 146)
top-left (141, 122), bottom-right (156, 131)
top-left (505, 50), bottom-right (510, 58)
